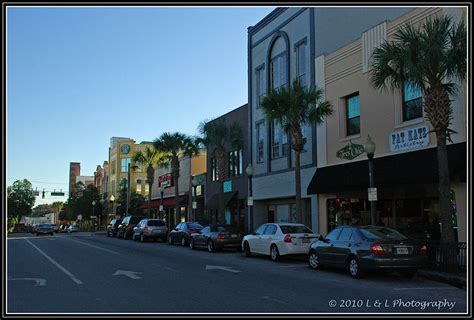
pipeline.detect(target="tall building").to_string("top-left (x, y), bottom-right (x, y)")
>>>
top-left (69, 162), bottom-right (81, 195)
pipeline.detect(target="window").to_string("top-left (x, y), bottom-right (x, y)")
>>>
top-left (256, 122), bottom-right (264, 163)
top-left (255, 224), bottom-right (267, 235)
top-left (325, 228), bottom-right (342, 241)
top-left (136, 179), bottom-right (142, 194)
top-left (296, 41), bottom-right (306, 87)
top-left (111, 160), bottom-right (116, 175)
top-left (346, 94), bottom-right (360, 136)
top-left (271, 120), bottom-right (288, 159)
top-left (263, 225), bottom-right (277, 235)
top-left (256, 67), bottom-right (265, 108)
top-left (403, 81), bottom-right (423, 121)
top-left (144, 180), bottom-right (149, 196)
top-left (121, 158), bottom-right (131, 173)
top-left (228, 149), bottom-right (243, 177)
top-left (211, 158), bottom-right (218, 181)
top-left (270, 53), bottom-right (288, 90)
top-left (279, 225), bottom-right (313, 234)
top-left (201, 226), bottom-right (211, 233)
top-left (338, 228), bottom-right (353, 241)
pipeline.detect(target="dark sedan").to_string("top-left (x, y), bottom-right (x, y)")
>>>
top-left (189, 225), bottom-right (243, 252)
top-left (107, 218), bottom-right (123, 237)
top-left (35, 223), bottom-right (54, 236)
top-left (308, 225), bottom-right (428, 278)
top-left (118, 216), bottom-right (146, 240)
top-left (167, 222), bottom-right (203, 246)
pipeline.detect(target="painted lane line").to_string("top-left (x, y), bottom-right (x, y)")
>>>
top-left (205, 265), bottom-right (241, 274)
top-left (25, 239), bottom-right (83, 285)
top-left (8, 277), bottom-right (47, 286)
top-left (394, 287), bottom-right (458, 291)
top-left (62, 237), bottom-right (120, 255)
top-left (112, 270), bottom-right (142, 279)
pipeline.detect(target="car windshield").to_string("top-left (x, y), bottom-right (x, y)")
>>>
top-left (148, 220), bottom-right (165, 227)
top-left (359, 227), bottom-right (408, 241)
top-left (187, 223), bottom-right (203, 229)
top-left (279, 225), bottom-right (313, 234)
top-left (213, 225), bottom-right (238, 233)
top-left (37, 224), bottom-right (51, 228)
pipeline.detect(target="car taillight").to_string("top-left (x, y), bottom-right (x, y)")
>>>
top-left (216, 233), bottom-right (225, 240)
top-left (143, 227), bottom-right (148, 232)
top-left (370, 242), bottom-right (385, 255)
top-left (420, 244), bottom-right (427, 255)
top-left (283, 234), bottom-right (292, 243)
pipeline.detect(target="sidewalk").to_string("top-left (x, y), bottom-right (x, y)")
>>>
top-left (417, 269), bottom-right (467, 288)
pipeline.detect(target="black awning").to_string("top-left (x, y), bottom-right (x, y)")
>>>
top-left (307, 142), bottom-right (466, 195)
top-left (205, 191), bottom-right (238, 210)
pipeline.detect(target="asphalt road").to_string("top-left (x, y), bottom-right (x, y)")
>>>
top-left (7, 232), bottom-right (468, 314)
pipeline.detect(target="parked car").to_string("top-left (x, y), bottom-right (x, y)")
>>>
top-left (132, 219), bottom-right (168, 242)
top-left (242, 223), bottom-right (319, 262)
top-left (107, 218), bottom-right (123, 237)
top-left (35, 223), bottom-right (54, 236)
top-left (168, 222), bottom-right (203, 246)
top-left (59, 224), bottom-right (69, 233)
top-left (51, 224), bottom-right (59, 233)
top-left (67, 224), bottom-right (80, 233)
top-left (118, 215), bottom-right (146, 240)
top-left (308, 225), bottom-right (428, 279)
top-left (189, 224), bottom-right (243, 252)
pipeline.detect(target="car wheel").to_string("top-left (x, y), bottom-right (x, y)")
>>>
top-left (168, 236), bottom-right (173, 245)
top-left (207, 240), bottom-right (215, 253)
top-left (348, 256), bottom-right (363, 279)
top-left (190, 238), bottom-right (195, 250)
top-left (244, 242), bottom-right (251, 257)
top-left (270, 245), bottom-right (280, 262)
top-left (401, 268), bottom-right (418, 279)
top-left (140, 234), bottom-right (145, 242)
top-left (181, 237), bottom-right (187, 247)
top-left (308, 250), bottom-right (322, 270)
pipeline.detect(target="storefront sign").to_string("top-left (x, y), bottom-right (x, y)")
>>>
top-left (77, 215), bottom-right (82, 221)
top-left (368, 188), bottom-right (378, 201)
top-left (223, 180), bottom-right (232, 193)
top-left (192, 201), bottom-right (197, 209)
top-left (247, 197), bottom-right (254, 206)
top-left (390, 125), bottom-right (429, 152)
top-left (158, 174), bottom-right (173, 188)
top-left (193, 174), bottom-right (206, 186)
top-left (336, 142), bottom-right (365, 160)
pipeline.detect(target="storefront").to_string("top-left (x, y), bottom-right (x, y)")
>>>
top-left (308, 142), bottom-right (466, 241)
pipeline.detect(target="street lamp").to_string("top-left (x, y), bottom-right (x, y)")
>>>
top-left (364, 135), bottom-right (377, 225)
top-left (92, 200), bottom-right (96, 232)
top-left (109, 195), bottom-right (115, 218)
top-left (246, 163), bottom-right (254, 233)
top-left (192, 176), bottom-right (198, 222)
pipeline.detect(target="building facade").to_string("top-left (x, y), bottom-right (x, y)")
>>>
top-left (69, 162), bottom-right (80, 195)
top-left (248, 7), bottom-right (414, 232)
top-left (205, 104), bottom-right (249, 234)
top-left (306, 7), bottom-right (467, 242)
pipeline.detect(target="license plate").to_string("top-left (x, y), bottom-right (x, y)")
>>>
top-left (231, 234), bottom-right (238, 238)
top-left (396, 247), bottom-right (409, 255)
top-left (153, 229), bottom-right (162, 233)
top-left (302, 239), bottom-right (310, 243)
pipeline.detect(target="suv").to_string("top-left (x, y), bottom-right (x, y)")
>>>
top-left (118, 216), bottom-right (146, 240)
top-left (133, 219), bottom-right (168, 242)
top-left (107, 218), bottom-right (123, 237)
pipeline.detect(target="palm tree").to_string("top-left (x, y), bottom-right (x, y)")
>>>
top-left (260, 79), bottom-right (333, 224)
top-left (132, 146), bottom-right (166, 218)
top-left (153, 132), bottom-right (200, 228)
top-left (198, 117), bottom-right (243, 224)
top-left (370, 15), bottom-right (466, 246)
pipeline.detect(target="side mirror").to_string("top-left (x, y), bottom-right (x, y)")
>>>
top-left (318, 235), bottom-right (324, 241)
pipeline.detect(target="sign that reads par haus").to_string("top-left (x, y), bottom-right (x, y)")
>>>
top-left (336, 142), bottom-right (365, 160)
top-left (158, 174), bottom-right (173, 188)
top-left (390, 124), bottom-right (429, 153)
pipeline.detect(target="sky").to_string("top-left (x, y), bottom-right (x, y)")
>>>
top-left (7, 6), bottom-right (275, 207)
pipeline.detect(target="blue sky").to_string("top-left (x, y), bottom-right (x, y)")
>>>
top-left (7, 6), bottom-right (275, 206)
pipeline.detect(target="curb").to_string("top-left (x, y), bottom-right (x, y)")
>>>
top-left (417, 269), bottom-right (466, 289)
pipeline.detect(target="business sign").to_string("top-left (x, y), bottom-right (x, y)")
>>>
top-left (368, 188), bottom-right (378, 201)
top-left (223, 180), bottom-right (232, 193)
top-left (158, 174), bottom-right (173, 188)
top-left (77, 215), bottom-right (82, 221)
top-left (247, 197), bottom-right (254, 206)
top-left (390, 124), bottom-right (429, 153)
top-left (336, 142), bottom-right (365, 160)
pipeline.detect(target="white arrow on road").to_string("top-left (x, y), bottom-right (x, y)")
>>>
top-left (8, 277), bottom-right (47, 286)
top-left (205, 265), bottom-right (241, 274)
top-left (112, 270), bottom-right (142, 279)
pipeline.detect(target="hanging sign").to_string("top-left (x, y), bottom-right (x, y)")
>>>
top-left (368, 188), bottom-right (378, 201)
top-left (158, 174), bottom-right (173, 188)
top-left (336, 142), bottom-right (365, 160)
top-left (390, 124), bottom-right (429, 152)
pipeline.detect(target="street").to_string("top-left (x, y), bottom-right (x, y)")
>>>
top-left (7, 233), bottom-right (467, 314)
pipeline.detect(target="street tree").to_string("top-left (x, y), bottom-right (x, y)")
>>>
top-left (370, 15), bottom-right (466, 245)
top-left (260, 79), bottom-right (333, 224)
top-left (32, 204), bottom-right (54, 217)
top-left (115, 182), bottom-right (145, 216)
top-left (153, 132), bottom-right (200, 227)
top-left (7, 179), bottom-right (35, 221)
top-left (197, 117), bottom-right (243, 224)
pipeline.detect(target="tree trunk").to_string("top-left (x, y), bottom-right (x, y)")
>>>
top-left (294, 150), bottom-right (302, 224)
top-left (437, 134), bottom-right (455, 242)
top-left (148, 185), bottom-right (152, 219)
top-left (216, 147), bottom-right (228, 225)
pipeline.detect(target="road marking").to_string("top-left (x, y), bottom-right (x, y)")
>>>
top-left (394, 287), bottom-right (458, 291)
top-left (25, 239), bottom-right (83, 285)
top-left (62, 237), bottom-right (120, 255)
top-left (8, 277), bottom-right (47, 286)
top-left (205, 265), bottom-right (241, 274)
top-left (112, 270), bottom-right (142, 279)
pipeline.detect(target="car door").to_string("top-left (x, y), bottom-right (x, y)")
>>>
top-left (172, 223), bottom-right (182, 241)
top-left (197, 226), bottom-right (211, 246)
top-left (319, 227), bottom-right (343, 265)
top-left (332, 227), bottom-right (354, 267)
top-left (247, 224), bottom-right (267, 254)
top-left (261, 224), bottom-right (277, 256)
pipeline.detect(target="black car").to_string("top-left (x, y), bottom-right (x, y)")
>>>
top-left (107, 218), bottom-right (123, 237)
top-left (189, 224), bottom-right (243, 252)
top-left (118, 216), bottom-right (146, 240)
top-left (167, 222), bottom-right (203, 246)
top-left (308, 225), bottom-right (428, 278)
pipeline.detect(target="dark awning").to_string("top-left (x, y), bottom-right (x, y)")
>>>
top-left (139, 195), bottom-right (189, 209)
top-left (307, 142), bottom-right (466, 195)
top-left (206, 191), bottom-right (238, 210)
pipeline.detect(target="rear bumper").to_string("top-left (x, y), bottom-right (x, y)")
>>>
top-left (36, 230), bottom-right (53, 234)
top-left (214, 239), bottom-right (242, 248)
top-left (278, 243), bottom-right (312, 256)
top-left (360, 255), bottom-right (429, 269)
top-left (143, 232), bottom-right (167, 239)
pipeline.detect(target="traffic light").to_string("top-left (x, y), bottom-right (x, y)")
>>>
top-left (42, 189), bottom-right (45, 199)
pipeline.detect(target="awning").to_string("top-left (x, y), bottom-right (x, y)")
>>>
top-left (206, 191), bottom-right (238, 210)
top-left (139, 195), bottom-right (189, 209)
top-left (307, 142), bottom-right (466, 195)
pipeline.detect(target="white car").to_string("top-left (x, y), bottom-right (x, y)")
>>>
top-left (242, 223), bottom-right (320, 261)
top-left (67, 224), bottom-right (80, 233)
